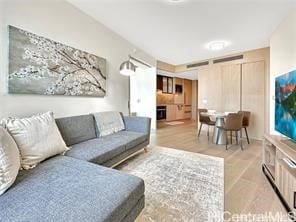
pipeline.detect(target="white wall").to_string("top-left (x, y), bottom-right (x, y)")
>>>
top-left (270, 9), bottom-right (296, 134)
top-left (0, 0), bottom-right (156, 119)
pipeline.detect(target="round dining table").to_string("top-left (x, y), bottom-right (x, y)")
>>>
top-left (200, 112), bottom-right (229, 145)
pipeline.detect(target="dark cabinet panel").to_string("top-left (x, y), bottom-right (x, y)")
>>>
top-left (157, 75), bottom-right (173, 94)
top-left (157, 75), bottom-right (163, 90)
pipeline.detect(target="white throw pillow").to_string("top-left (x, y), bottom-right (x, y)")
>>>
top-left (93, 111), bottom-right (125, 137)
top-left (0, 127), bottom-right (20, 195)
top-left (2, 112), bottom-right (69, 170)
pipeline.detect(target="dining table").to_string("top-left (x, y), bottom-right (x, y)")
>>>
top-left (200, 111), bottom-right (229, 145)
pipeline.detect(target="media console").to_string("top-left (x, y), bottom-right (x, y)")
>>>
top-left (263, 134), bottom-right (296, 216)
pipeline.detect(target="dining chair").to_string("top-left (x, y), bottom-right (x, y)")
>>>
top-left (198, 108), bottom-right (216, 139)
top-left (238, 111), bottom-right (251, 144)
top-left (216, 113), bottom-right (243, 150)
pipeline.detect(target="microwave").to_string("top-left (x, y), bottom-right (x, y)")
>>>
top-left (175, 84), bottom-right (183, 94)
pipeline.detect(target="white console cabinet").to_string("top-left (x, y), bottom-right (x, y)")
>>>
top-left (263, 134), bottom-right (296, 214)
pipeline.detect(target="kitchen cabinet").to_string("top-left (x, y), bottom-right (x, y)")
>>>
top-left (166, 105), bottom-right (176, 121)
top-left (157, 75), bottom-right (163, 90)
top-left (175, 105), bottom-right (185, 120)
top-left (184, 79), bottom-right (192, 105)
top-left (163, 77), bottom-right (168, 93)
top-left (157, 75), bottom-right (193, 121)
top-left (174, 78), bottom-right (184, 104)
top-left (157, 75), bottom-right (173, 94)
top-left (166, 104), bottom-right (192, 121)
top-left (184, 105), bottom-right (192, 119)
top-left (168, 77), bottom-right (173, 93)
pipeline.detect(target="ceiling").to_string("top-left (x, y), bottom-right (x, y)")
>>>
top-left (67, 0), bottom-right (296, 65)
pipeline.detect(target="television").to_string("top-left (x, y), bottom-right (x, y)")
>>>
top-left (275, 69), bottom-right (296, 140)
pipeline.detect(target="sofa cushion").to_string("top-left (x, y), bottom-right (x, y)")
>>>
top-left (111, 131), bottom-right (147, 150)
top-left (0, 156), bottom-right (144, 222)
top-left (66, 137), bottom-right (125, 164)
top-left (55, 114), bottom-right (96, 146)
top-left (2, 112), bottom-right (68, 170)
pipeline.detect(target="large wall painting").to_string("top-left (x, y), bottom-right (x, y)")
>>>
top-left (8, 25), bottom-right (107, 97)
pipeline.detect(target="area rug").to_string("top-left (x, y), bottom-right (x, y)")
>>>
top-left (117, 147), bottom-right (224, 222)
top-left (164, 121), bottom-right (185, 126)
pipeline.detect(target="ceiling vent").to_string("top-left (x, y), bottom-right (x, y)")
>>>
top-left (186, 61), bottom-right (209, 69)
top-left (213, 55), bottom-right (243, 64)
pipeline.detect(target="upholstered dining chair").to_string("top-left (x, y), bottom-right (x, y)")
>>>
top-left (198, 108), bottom-right (216, 139)
top-left (238, 111), bottom-right (251, 144)
top-left (216, 113), bottom-right (243, 150)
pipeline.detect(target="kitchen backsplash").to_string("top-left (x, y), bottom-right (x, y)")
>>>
top-left (157, 92), bottom-right (174, 104)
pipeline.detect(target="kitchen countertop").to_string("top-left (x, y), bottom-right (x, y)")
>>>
top-left (157, 104), bottom-right (191, 106)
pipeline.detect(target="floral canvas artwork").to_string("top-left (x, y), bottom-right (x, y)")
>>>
top-left (8, 26), bottom-right (107, 97)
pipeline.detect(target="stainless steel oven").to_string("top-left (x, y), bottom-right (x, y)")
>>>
top-left (157, 106), bottom-right (166, 120)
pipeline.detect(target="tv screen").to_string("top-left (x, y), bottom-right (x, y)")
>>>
top-left (275, 69), bottom-right (296, 140)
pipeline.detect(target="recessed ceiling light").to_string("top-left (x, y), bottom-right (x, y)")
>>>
top-left (206, 40), bottom-right (230, 51)
top-left (167, 0), bottom-right (187, 5)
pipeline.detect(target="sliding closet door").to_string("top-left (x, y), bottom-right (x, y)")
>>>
top-left (198, 66), bottom-right (222, 111)
top-left (242, 61), bottom-right (265, 139)
top-left (221, 64), bottom-right (241, 112)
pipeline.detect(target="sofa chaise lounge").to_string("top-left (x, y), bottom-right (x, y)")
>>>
top-left (0, 114), bottom-right (151, 222)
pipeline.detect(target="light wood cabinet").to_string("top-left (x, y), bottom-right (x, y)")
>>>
top-left (275, 148), bottom-right (296, 213)
top-left (198, 60), bottom-right (265, 139)
top-left (184, 79), bottom-right (192, 105)
top-left (174, 77), bottom-right (184, 104)
top-left (166, 104), bottom-right (187, 121)
top-left (174, 94), bottom-right (184, 104)
top-left (263, 135), bottom-right (296, 214)
top-left (221, 64), bottom-right (241, 111)
top-left (198, 65), bottom-right (222, 111)
top-left (242, 61), bottom-right (265, 140)
top-left (276, 159), bottom-right (296, 211)
top-left (166, 104), bottom-right (191, 121)
top-left (175, 105), bottom-right (185, 120)
top-left (174, 77), bottom-right (183, 86)
top-left (166, 104), bottom-right (176, 121)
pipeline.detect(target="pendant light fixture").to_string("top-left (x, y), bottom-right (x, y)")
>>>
top-left (119, 55), bottom-right (136, 76)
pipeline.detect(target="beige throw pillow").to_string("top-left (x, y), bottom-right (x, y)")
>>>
top-left (2, 112), bottom-right (69, 170)
top-left (0, 127), bottom-right (20, 195)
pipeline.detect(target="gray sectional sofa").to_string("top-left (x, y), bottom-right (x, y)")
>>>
top-left (0, 114), bottom-right (151, 222)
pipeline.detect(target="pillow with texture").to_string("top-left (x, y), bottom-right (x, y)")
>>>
top-left (0, 127), bottom-right (20, 195)
top-left (1, 112), bottom-right (69, 170)
top-left (93, 111), bottom-right (125, 137)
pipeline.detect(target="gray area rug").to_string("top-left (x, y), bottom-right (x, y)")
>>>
top-left (117, 146), bottom-right (224, 222)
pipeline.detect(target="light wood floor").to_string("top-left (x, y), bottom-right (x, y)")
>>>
top-left (151, 120), bottom-right (286, 215)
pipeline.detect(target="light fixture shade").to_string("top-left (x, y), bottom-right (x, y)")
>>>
top-left (205, 40), bottom-right (230, 51)
top-left (119, 60), bottom-right (136, 76)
